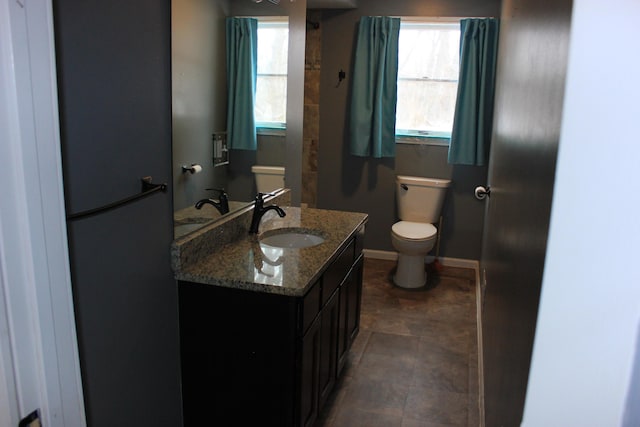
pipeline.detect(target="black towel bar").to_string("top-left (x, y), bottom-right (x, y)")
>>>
top-left (66, 177), bottom-right (167, 221)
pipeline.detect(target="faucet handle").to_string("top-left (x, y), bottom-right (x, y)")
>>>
top-left (206, 188), bottom-right (226, 195)
top-left (257, 191), bottom-right (276, 199)
top-left (207, 188), bottom-right (228, 202)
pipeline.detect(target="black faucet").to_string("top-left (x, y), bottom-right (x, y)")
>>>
top-left (195, 189), bottom-right (229, 215)
top-left (249, 193), bottom-right (286, 234)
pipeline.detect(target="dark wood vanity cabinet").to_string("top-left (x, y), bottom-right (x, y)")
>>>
top-left (299, 315), bottom-right (321, 427)
top-left (179, 228), bottom-right (365, 427)
top-left (337, 254), bottom-right (364, 376)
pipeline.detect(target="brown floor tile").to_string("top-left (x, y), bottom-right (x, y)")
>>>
top-left (467, 394), bottom-right (480, 427)
top-left (365, 332), bottom-right (420, 356)
top-left (412, 349), bottom-right (469, 393)
top-left (337, 377), bottom-right (410, 418)
top-left (316, 258), bottom-right (479, 427)
top-left (331, 407), bottom-right (403, 427)
top-left (402, 418), bottom-right (460, 427)
top-left (418, 322), bottom-right (472, 357)
top-left (355, 352), bottom-right (417, 386)
top-left (349, 328), bottom-right (371, 365)
top-left (404, 386), bottom-right (468, 426)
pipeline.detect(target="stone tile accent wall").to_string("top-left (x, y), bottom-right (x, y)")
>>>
top-left (303, 11), bottom-right (322, 207)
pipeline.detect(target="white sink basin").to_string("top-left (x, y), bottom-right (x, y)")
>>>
top-left (260, 230), bottom-right (325, 249)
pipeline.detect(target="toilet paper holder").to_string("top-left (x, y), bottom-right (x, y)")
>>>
top-left (182, 164), bottom-right (202, 174)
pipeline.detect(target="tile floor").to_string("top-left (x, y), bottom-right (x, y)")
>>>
top-left (316, 258), bottom-right (480, 427)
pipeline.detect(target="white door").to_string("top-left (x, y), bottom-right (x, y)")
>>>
top-left (0, 0), bottom-right (85, 425)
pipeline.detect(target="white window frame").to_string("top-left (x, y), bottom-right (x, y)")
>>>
top-left (396, 17), bottom-right (461, 146)
top-left (255, 17), bottom-right (288, 131)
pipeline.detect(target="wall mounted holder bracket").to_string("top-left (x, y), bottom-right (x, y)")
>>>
top-left (66, 177), bottom-right (168, 221)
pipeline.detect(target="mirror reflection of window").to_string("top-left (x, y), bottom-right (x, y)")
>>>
top-left (256, 18), bottom-right (289, 129)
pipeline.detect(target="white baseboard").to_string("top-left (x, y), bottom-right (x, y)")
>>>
top-left (363, 249), bottom-right (479, 271)
top-left (362, 249), bottom-right (398, 261)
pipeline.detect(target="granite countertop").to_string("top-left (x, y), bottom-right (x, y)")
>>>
top-left (173, 207), bottom-right (368, 297)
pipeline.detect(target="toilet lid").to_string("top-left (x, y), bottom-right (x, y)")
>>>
top-left (392, 221), bottom-right (437, 240)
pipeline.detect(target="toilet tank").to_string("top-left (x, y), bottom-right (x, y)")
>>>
top-left (251, 165), bottom-right (285, 193)
top-left (396, 175), bottom-right (451, 223)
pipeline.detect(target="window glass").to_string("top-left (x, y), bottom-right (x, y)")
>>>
top-left (396, 21), bottom-right (460, 138)
top-left (256, 20), bottom-right (288, 127)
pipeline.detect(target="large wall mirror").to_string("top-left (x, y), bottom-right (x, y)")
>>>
top-left (172, 0), bottom-right (306, 238)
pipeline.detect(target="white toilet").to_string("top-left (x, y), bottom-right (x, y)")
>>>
top-left (251, 165), bottom-right (285, 193)
top-left (391, 175), bottom-right (451, 289)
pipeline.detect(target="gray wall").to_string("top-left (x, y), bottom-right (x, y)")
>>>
top-left (172, 0), bottom-right (229, 211)
top-left (481, 0), bottom-right (572, 424)
top-left (316, 0), bottom-right (500, 260)
top-left (228, 134), bottom-right (286, 202)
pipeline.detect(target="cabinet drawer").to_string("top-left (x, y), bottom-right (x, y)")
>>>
top-left (301, 279), bottom-right (321, 335)
top-left (321, 238), bottom-right (355, 307)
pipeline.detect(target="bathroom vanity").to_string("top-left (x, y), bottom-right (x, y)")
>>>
top-left (172, 205), bottom-right (367, 426)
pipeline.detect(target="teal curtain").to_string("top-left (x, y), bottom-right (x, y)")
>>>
top-left (349, 16), bottom-right (401, 158)
top-left (226, 18), bottom-right (258, 150)
top-left (448, 18), bottom-right (499, 166)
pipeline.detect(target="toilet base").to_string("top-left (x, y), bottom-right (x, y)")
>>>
top-left (393, 253), bottom-right (427, 289)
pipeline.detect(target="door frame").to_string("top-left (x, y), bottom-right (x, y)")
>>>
top-left (0, 0), bottom-right (85, 425)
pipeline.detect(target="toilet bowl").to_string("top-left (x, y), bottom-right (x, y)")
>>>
top-left (391, 222), bottom-right (438, 288)
top-left (391, 176), bottom-right (451, 289)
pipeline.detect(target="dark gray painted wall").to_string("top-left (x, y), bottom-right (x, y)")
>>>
top-left (481, 0), bottom-right (572, 424)
top-left (315, 0), bottom-right (500, 259)
top-left (172, 0), bottom-right (229, 211)
top-left (54, 1), bottom-right (183, 426)
top-left (228, 135), bottom-right (286, 202)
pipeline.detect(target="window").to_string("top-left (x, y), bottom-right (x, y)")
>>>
top-left (255, 19), bottom-right (289, 129)
top-left (396, 20), bottom-right (460, 140)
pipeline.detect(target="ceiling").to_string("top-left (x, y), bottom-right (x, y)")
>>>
top-left (306, 0), bottom-right (357, 9)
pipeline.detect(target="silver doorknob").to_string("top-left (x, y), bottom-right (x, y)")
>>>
top-left (475, 185), bottom-right (491, 200)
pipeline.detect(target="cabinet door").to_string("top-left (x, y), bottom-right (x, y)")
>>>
top-left (299, 316), bottom-right (321, 427)
top-left (337, 255), bottom-right (364, 375)
top-left (318, 290), bottom-right (339, 411)
top-left (346, 255), bottom-right (364, 344)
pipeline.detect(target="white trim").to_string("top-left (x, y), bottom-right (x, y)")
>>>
top-left (0, 258), bottom-right (19, 427)
top-left (425, 256), bottom-right (478, 270)
top-left (363, 249), bottom-right (479, 271)
top-left (0, 0), bottom-right (85, 425)
top-left (395, 136), bottom-right (450, 147)
top-left (257, 127), bottom-right (287, 137)
top-left (1, 1), bottom-right (42, 422)
top-left (399, 16), bottom-right (464, 24)
top-left (363, 249), bottom-right (398, 261)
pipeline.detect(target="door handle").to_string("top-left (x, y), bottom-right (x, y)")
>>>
top-left (475, 185), bottom-right (491, 200)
